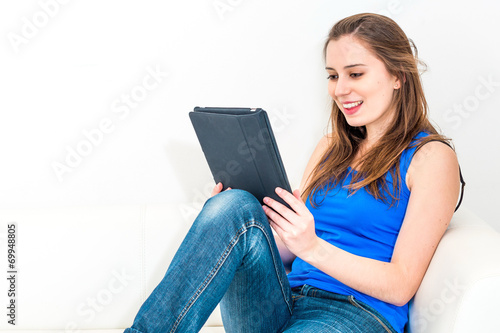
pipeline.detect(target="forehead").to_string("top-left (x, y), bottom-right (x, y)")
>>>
top-left (325, 35), bottom-right (377, 69)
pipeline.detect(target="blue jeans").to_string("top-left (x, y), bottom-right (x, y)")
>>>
top-left (124, 190), bottom-right (397, 333)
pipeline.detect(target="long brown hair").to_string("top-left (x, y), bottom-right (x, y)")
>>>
top-left (302, 13), bottom-right (450, 207)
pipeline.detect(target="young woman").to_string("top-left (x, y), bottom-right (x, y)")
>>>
top-left (124, 13), bottom-right (462, 333)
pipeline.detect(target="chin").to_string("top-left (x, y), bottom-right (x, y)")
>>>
top-left (344, 117), bottom-right (366, 128)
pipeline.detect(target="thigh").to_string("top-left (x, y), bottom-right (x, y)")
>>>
top-left (282, 290), bottom-right (394, 333)
top-left (218, 194), bottom-right (292, 332)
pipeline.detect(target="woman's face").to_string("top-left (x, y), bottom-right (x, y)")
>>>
top-left (325, 35), bottom-right (400, 138)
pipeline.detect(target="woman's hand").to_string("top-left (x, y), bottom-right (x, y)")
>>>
top-left (262, 187), bottom-right (319, 260)
top-left (210, 182), bottom-right (231, 197)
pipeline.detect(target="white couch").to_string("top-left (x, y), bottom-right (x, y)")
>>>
top-left (0, 204), bottom-right (499, 333)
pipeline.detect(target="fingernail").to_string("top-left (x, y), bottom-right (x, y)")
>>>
top-left (263, 197), bottom-right (269, 204)
top-left (276, 187), bottom-right (282, 194)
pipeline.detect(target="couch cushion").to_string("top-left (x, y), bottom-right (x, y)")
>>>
top-left (0, 204), bottom-right (223, 330)
top-left (408, 208), bottom-right (500, 333)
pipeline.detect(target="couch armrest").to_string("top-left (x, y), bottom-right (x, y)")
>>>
top-left (408, 208), bottom-right (500, 333)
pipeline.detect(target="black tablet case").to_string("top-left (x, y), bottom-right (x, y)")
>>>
top-left (189, 107), bottom-right (291, 207)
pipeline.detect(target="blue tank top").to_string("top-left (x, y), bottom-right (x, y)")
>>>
top-left (287, 132), bottom-right (428, 332)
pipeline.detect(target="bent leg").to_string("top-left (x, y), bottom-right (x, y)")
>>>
top-left (219, 194), bottom-right (293, 332)
top-left (125, 190), bottom-right (292, 333)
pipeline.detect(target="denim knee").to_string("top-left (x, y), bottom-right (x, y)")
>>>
top-left (196, 189), bottom-right (266, 229)
top-left (204, 189), bottom-right (263, 216)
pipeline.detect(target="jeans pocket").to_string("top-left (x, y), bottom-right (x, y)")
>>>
top-left (348, 296), bottom-right (394, 333)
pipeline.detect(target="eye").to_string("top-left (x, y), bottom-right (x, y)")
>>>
top-left (327, 74), bottom-right (338, 80)
top-left (350, 73), bottom-right (363, 78)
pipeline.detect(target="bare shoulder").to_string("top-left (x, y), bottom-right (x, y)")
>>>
top-left (299, 133), bottom-right (333, 192)
top-left (317, 133), bottom-right (333, 151)
top-left (407, 141), bottom-right (460, 192)
top-left (311, 133), bottom-right (334, 165)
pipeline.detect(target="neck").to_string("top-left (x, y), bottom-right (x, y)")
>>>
top-left (364, 105), bottom-right (397, 144)
top-left (355, 127), bottom-right (385, 164)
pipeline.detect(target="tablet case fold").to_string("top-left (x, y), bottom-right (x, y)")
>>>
top-left (189, 107), bottom-right (291, 207)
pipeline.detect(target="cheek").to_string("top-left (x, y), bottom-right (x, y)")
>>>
top-left (379, 78), bottom-right (397, 98)
top-left (327, 81), bottom-right (336, 98)
top-left (372, 81), bottom-right (393, 103)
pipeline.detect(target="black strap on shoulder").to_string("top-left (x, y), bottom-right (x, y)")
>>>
top-left (455, 165), bottom-right (465, 211)
top-left (413, 140), bottom-right (465, 212)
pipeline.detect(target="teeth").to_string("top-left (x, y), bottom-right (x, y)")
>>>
top-left (342, 101), bottom-right (363, 109)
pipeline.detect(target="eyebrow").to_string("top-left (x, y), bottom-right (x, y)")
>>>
top-left (325, 63), bottom-right (367, 70)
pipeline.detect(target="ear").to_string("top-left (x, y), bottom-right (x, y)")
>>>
top-left (393, 74), bottom-right (404, 90)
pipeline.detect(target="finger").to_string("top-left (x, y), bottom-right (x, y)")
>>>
top-left (269, 218), bottom-right (286, 238)
top-left (293, 189), bottom-right (303, 203)
top-left (262, 199), bottom-right (296, 230)
top-left (263, 196), bottom-right (293, 222)
top-left (210, 182), bottom-right (223, 197)
top-left (264, 190), bottom-right (301, 221)
top-left (275, 187), bottom-right (307, 215)
top-left (263, 205), bottom-right (287, 234)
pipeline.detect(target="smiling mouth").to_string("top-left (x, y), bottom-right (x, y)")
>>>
top-left (342, 101), bottom-right (363, 109)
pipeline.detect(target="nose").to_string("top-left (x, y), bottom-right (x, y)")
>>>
top-left (334, 76), bottom-right (350, 98)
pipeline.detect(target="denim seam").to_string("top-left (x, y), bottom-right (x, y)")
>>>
top-left (252, 220), bottom-right (294, 315)
top-left (169, 223), bottom-right (247, 332)
top-left (348, 295), bottom-right (394, 333)
top-left (169, 219), bottom-right (292, 332)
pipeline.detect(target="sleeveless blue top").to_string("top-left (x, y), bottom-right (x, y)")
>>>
top-left (287, 132), bottom-right (428, 332)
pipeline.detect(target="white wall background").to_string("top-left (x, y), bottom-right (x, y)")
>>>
top-left (1, 0), bottom-right (499, 230)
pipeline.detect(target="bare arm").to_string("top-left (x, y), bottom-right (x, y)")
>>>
top-left (271, 135), bottom-right (330, 269)
top-left (264, 141), bottom-right (460, 306)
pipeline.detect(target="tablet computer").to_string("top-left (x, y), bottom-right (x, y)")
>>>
top-left (189, 106), bottom-right (292, 207)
